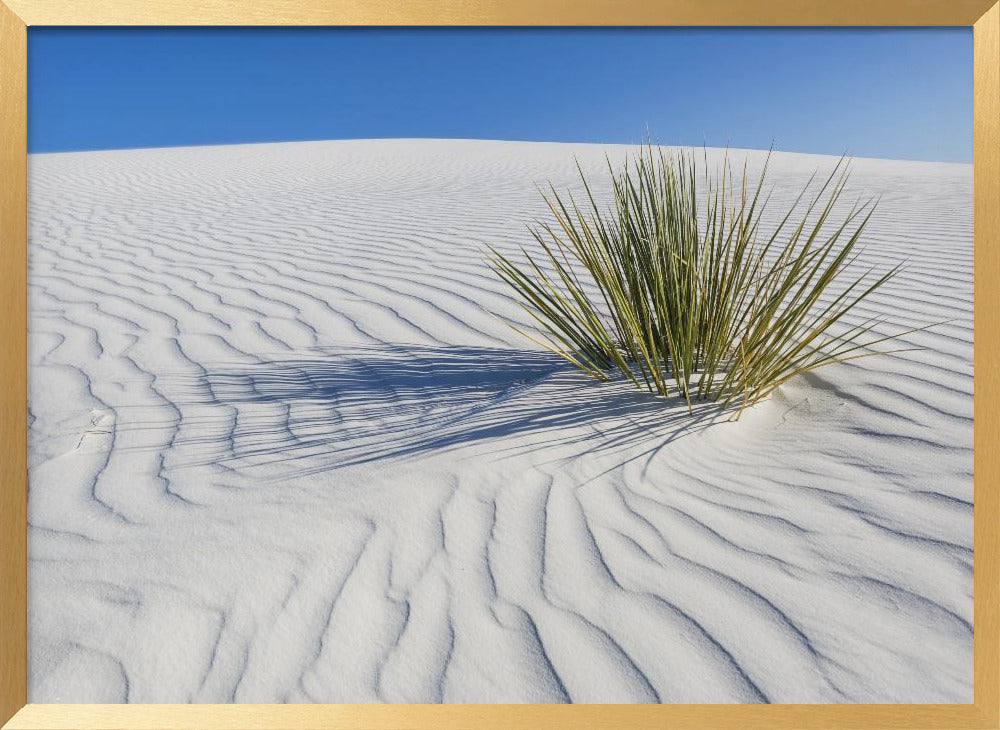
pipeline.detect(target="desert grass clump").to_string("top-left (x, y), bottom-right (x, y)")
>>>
top-left (489, 146), bottom-right (904, 414)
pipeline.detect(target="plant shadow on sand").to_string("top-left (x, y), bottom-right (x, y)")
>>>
top-left (181, 345), bottom-right (734, 479)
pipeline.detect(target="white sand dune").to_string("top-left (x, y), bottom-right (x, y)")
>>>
top-left (26, 139), bottom-right (972, 704)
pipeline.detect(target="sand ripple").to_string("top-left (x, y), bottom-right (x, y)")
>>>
top-left (27, 140), bottom-right (972, 703)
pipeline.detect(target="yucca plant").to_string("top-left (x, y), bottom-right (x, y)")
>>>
top-left (490, 146), bottom-right (907, 416)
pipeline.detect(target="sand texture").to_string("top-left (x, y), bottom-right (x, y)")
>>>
top-left (26, 139), bottom-right (973, 703)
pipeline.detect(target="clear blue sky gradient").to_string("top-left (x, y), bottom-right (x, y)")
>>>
top-left (28, 27), bottom-right (972, 162)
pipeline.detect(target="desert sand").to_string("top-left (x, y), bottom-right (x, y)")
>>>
top-left (26, 139), bottom-right (973, 703)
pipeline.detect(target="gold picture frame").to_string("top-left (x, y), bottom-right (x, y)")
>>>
top-left (1, 2), bottom-right (997, 727)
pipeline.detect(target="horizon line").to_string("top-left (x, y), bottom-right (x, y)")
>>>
top-left (27, 135), bottom-right (972, 165)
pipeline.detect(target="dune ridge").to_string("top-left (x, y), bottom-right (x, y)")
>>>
top-left (27, 139), bottom-right (972, 703)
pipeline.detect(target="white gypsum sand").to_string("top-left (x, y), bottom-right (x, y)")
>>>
top-left (26, 139), bottom-right (972, 704)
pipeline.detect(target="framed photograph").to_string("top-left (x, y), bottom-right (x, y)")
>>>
top-left (1, 2), bottom-right (997, 729)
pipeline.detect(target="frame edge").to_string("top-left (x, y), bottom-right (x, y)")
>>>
top-left (974, 2), bottom-right (1000, 724)
top-left (2, 3), bottom-right (996, 729)
top-left (3, 0), bottom-right (999, 27)
top-left (0, 0), bottom-right (27, 727)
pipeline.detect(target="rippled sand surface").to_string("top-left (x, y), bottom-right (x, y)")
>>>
top-left (27, 140), bottom-right (973, 703)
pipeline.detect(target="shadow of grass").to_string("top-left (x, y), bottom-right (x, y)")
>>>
top-left (167, 345), bottom-right (731, 479)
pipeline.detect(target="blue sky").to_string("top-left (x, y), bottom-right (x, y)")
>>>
top-left (29, 27), bottom-right (972, 162)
